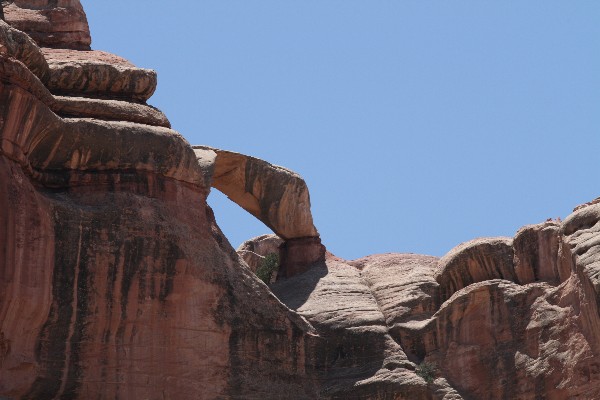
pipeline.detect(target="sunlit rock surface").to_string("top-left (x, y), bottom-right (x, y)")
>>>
top-left (2, 2), bottom-right (600, 399)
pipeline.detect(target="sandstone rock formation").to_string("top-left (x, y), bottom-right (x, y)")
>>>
top-left (237, 233), bottom-right (283, 274)
top-left (196, 146), bottom-right (325, 277)
top-left (2, 2), bottom-right (600, 399)
top-left (3, 0), bottom-right (91, 50)
top-left (196, 146), bottom-right (318, 240)
top-left (0, 4), bottom-right (317, 399)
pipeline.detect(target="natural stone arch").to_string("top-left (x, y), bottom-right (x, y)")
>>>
top-left (194, 146), bottom-right (317, 239)
top-left (194, 146), bottom-right (325, 277)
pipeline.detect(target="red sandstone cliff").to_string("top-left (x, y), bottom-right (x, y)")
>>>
top-left (1, 2), bottom-right (600, 399)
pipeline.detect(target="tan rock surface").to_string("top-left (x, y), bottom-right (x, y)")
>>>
top-left (195, 146), bottom-right (325, 277)
top-left (562, 203), bottom-right (600, 312)
top-left (237, 233), bottom-right (283, 274)
top-left (389, 209), bottom-right (600, 399)
top-left (193, 147), bottom-right (217, 190)
top-left (0, 20), bottom-right (166, 126)
top-left (272, 253), bottom-right (463, 399)
top-left (513, 220), bottom-right (564, 284)
top-left (197, 146), bottom-right (319, 240)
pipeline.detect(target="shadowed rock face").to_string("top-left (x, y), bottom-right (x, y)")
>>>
top-left (237, 234), bottom-right (283, 275)
top-left (435, 237), bottom-right (516, 303)
top-left (3, 3), bottom-right (600, 400)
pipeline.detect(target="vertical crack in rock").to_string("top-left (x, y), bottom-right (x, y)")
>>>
top-left (56, 212), bottom-right (83, 399)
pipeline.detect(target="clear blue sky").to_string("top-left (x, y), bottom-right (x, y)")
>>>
top-left (82, 1), bottom-right (599, 259)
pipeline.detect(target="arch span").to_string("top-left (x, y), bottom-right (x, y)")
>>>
top-left (194, 146), bottom-right (325, 277)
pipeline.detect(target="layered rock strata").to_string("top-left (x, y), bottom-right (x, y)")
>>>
top-left (2, 2), bottom-right (600, 400)
top-left (3, 0), bottom-right (91, 50)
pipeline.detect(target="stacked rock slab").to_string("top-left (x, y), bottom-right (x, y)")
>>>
top-left (3, 0), bottom-right (91, 50)
top-left (3, 2), bottom-right (600, 399)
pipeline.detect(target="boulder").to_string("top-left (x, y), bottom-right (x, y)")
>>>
top-left (237, 233), bottom-right (283, 274)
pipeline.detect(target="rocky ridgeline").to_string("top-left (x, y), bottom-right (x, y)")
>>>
top-left (1, 2), bottom-right (600, 399)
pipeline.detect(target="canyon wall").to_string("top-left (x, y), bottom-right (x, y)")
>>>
top-left (1, 2), bottom-right (600, 399)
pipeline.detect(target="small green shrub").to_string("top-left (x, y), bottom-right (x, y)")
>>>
top-left (415, 361), bottom-right (437, 383)
top-left (256, 252), bottom-right (279, 284)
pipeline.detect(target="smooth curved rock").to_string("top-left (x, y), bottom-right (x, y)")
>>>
top-left (272, 253), bottom-right (462, 398)
top-left (29, 118), bottom-right (202, 185)
top-left (3, 0), bottom-right (91, 50)
top-left (435, 237), bottom-right (515, 303)
top-left (197, 146), bottom-right (318, 240)
top-left (401, 277), bottom-right (600, 400)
